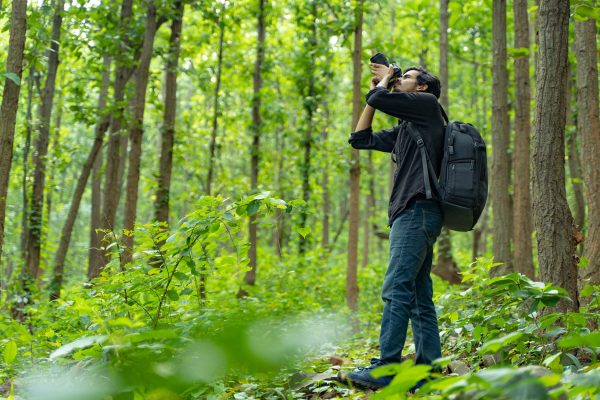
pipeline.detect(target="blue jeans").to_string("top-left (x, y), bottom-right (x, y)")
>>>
top-left (379, 199), bottom-right (443, 365)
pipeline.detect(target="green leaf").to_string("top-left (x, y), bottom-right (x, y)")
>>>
top-left (247, 200), bottom-right (260, 216)
top-left (167, 289), bottom-right (179, 301)
top-left (574, 5), bottom-right (598, 20)
top-left (580, 285), bottom-right (596, 298)
top-left (49, 335), bottom-right (108, 361)
top-left (558, 332), bottom-right (600, 349)
top-left (297, 226), bottom-right (311, 239)
top-left (508, 47), bottom-right (530, 58)
top-left (173, 271), bottom-right (188, 281)
top-left (3, 72), bottom-right (20, 86)
top-left (4, 341), bottom-right (17, 365)
top-left (480, 331), bottom-right (524, 354)
top-left (542, 352), bottom-right (562, 373)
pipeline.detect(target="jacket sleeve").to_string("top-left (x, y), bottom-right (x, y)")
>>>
top-left (366, 87), bottom-right (439, 125)
top-left (348, 126), bottom-right (397, 153)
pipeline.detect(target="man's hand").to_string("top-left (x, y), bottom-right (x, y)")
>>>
top-left (370, 63), bottom-right (394, 81)
top-left (370, 77), bottom-right (379, 90)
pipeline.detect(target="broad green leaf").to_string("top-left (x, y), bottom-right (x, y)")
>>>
top-left (297, 226), bottom-right (311, 238)
top-left (4, 341), bottom-right (17, 365)
top-left (542, 352), bottom-right (562, 373)
top-left (167, 289), bottom-right (179, 301)
top-left (558, 332), bottom-right (600, 348)
top-left (3, 72), bottom-right (21, 86)
top-left (480, 331), bottom-right (524, 354)
top-left (247, 200), bottom-right (260, 216)
top-left (49, 335), bottom-right (108, 360)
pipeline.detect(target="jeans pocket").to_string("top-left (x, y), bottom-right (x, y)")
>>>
top-left (421, 207), bottom-right (443, 243)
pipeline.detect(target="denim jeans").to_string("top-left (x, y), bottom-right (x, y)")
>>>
top-left (379, 199), bottom-right (443, 365)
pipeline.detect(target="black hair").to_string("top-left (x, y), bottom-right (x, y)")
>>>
top-left (404, 66), bottom-right (441, 99)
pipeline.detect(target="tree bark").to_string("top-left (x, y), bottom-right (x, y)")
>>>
top-left (433, 0), bottom-right (459, 283)
top-left (512, 0), bottom-right (534, 278)
top-left (50, 57), bottom-right (112, 299)
top-left (0, 0), bottom-right (27, 266)
top-left (26, 0), bottom-right (65, 281)
top-left (243, 0), bottom-right (266, 286)
top-left (321, 105), bottom-right (330, 251)
top-left (206, 3), bottom-right (226, 196)
top-left (565, 64), bottom-right (585, 233)
top-left (490, 0), bottom-right (512, 276)
top-left (532, 0), bottom-right (578, 312)
top-left (575, 12), bottom-right (600, 305)
top-left (121, 2), bottom-right (158, 266)
top-left (20, 70), bottom-right (34, 261)
top-left (347, 0), bottom-right (363, 312)
top-left (154, 1), bottom-right (184, 225)
top-left (361, 152), bottom-right (374, 268)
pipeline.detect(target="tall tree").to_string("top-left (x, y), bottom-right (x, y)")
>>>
top-left (575, 7), bottom-right (600, 303)
top-left (206, 3), bottom-right (226, 196)
top-left (49, 56), bottom-right (112, 299)
top-left (298, 1), bottom-right (318, 255)
top-left (512, 0), bottom-right (533, 278)
top-left (347, 0), bottom-right (363, 312)
top-left (433, 0), bottom-right (460, 284)
top-left (155, 1), bottom-right (184, 225)
top-left (21, 70), bottom-right (35, 261)
top-left (490, 0), bottom-right (512, 276)
top-left (91, 0), bottom-right (134, 277)
top-left (26, 0), bottom-right (65, 281)
top-left (243, 0), bottom-right (266, 287)
top-left (532, 0), bottom-right (578, 312)
top-left (566, 64), bottom-right (585, 233)
top-left (121, 1), bottom-right (159, 266)
top-left (0, 0), bottom-right (28, 265)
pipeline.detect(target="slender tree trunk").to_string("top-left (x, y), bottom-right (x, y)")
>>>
top-left (321, 105), bottom-right (330, 251)
top-left (87, 56), bottom-right (112, 281)
top-left (362, 152), bottom-right (375, 267)
top-left (575, 12), bottom-right (600, 304)
top-left (490, 0), bottom-right (512, 276)
top-left (0, 0), bottom-right (27, 266)
top-left (512, 0), bottom-right (533, 278)
top-left (298, 2), bottom-right (317, 255)
top-left (243, 0), bottom-right (266, 287)
top-left (26, 0), bottom-right (65, 281)
top-left (206, 4), bottom-right (226, 196)
top-left (121, 2), bottom-right (158, 266)
top-left (49, 57), bottom-right (112, 299)
top-left (347, 0), bottom-right (363, 312)
top-left (46, 84), bottom-right (63, 228)
top-left (155, 1), bottom-right (184, 225)
top-left (93, 0), bottom-right (135, 276)
top-left (532, 0), bottom-right (578, 312)
top-left (565, 65), bottom-right (585, 233)
top-left (21, 70), bottom-right (34, 261)
top-left (433, 0), bottom-right (460, 283)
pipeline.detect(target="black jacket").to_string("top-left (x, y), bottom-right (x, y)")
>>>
top-left (349, 87), bottom-right (446, 225)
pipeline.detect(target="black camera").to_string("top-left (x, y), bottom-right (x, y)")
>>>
top-left (370, 53), bottom-right (402, 83)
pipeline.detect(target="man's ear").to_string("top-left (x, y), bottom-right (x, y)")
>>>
top-left (416, 84), bottom-right (428, 92)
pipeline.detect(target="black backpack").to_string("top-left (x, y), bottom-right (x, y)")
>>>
top-left (408, 121), bottom-right (488, 231)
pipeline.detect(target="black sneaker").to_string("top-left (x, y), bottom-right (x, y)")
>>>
top-left (341, 358), bottom-right (393, 390)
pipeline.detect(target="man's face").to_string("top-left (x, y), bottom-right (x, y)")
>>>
top-left (392, 70), bottom-right (427, 93)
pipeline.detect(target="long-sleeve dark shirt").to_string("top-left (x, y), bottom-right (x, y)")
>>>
top-left (349, 86), bottom-right (446, 226)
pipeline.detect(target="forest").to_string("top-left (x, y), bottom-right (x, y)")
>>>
top-left (0, 0), bottom-right (599, 398)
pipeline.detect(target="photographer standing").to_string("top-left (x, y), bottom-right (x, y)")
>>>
top-left (345, 60), bottom-right (446, 391)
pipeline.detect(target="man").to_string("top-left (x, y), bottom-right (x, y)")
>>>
top-left (345, 63), bottom-right (446, 390)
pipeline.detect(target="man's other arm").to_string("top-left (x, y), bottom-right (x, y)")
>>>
top-left (366, 87), bottom-right (438, 125)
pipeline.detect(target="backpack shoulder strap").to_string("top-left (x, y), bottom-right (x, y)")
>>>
top-left (406, 123), bottom-right (443, 199)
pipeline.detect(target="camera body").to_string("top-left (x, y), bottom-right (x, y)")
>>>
top-left (370, 53), bottom-right (402, 83)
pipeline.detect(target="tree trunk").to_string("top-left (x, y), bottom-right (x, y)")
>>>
top-left (50, 57), bottom-right (112, 299)
top-left (347, 0), bottom-right (363, 312)
top-left (512, 0), bottom-right (533, 278)
top-left (26, 0), bottom-right (65, 281)
top-left (532, 0), bottom-right (578, 312)
top-left (121, 2), bottom-right (158, 266)
top-left (298, 2), bottom-right (317, 255)
top-left (154, 1), bottom-right (184, 225)
top-left (321, 104), bottom-right (330, 251)
top-left (88, 122), bottom-right (106, 279)
top-left (565, 64), bottom-right (585, 233)
top-left (575, 12), bottom-right (600, 305)
top-left (490, 0), bottom-right (512, 276)
top-left (433, 0), bottom-right (460, 283)
top-left (20, 70), bottom-right (34, 261)
top-left (0, 0), bottom-right (27, 266)
top-left (92, 0), bottom-right (135, 277)
top-left (361, 152), bottom-right (374, 268)
top-left (243, 0), bottom-right (266, 287)
top-left (46, 83), bottom-right (63, 229)
top-left (206, 4), bottom-right (226, 196)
